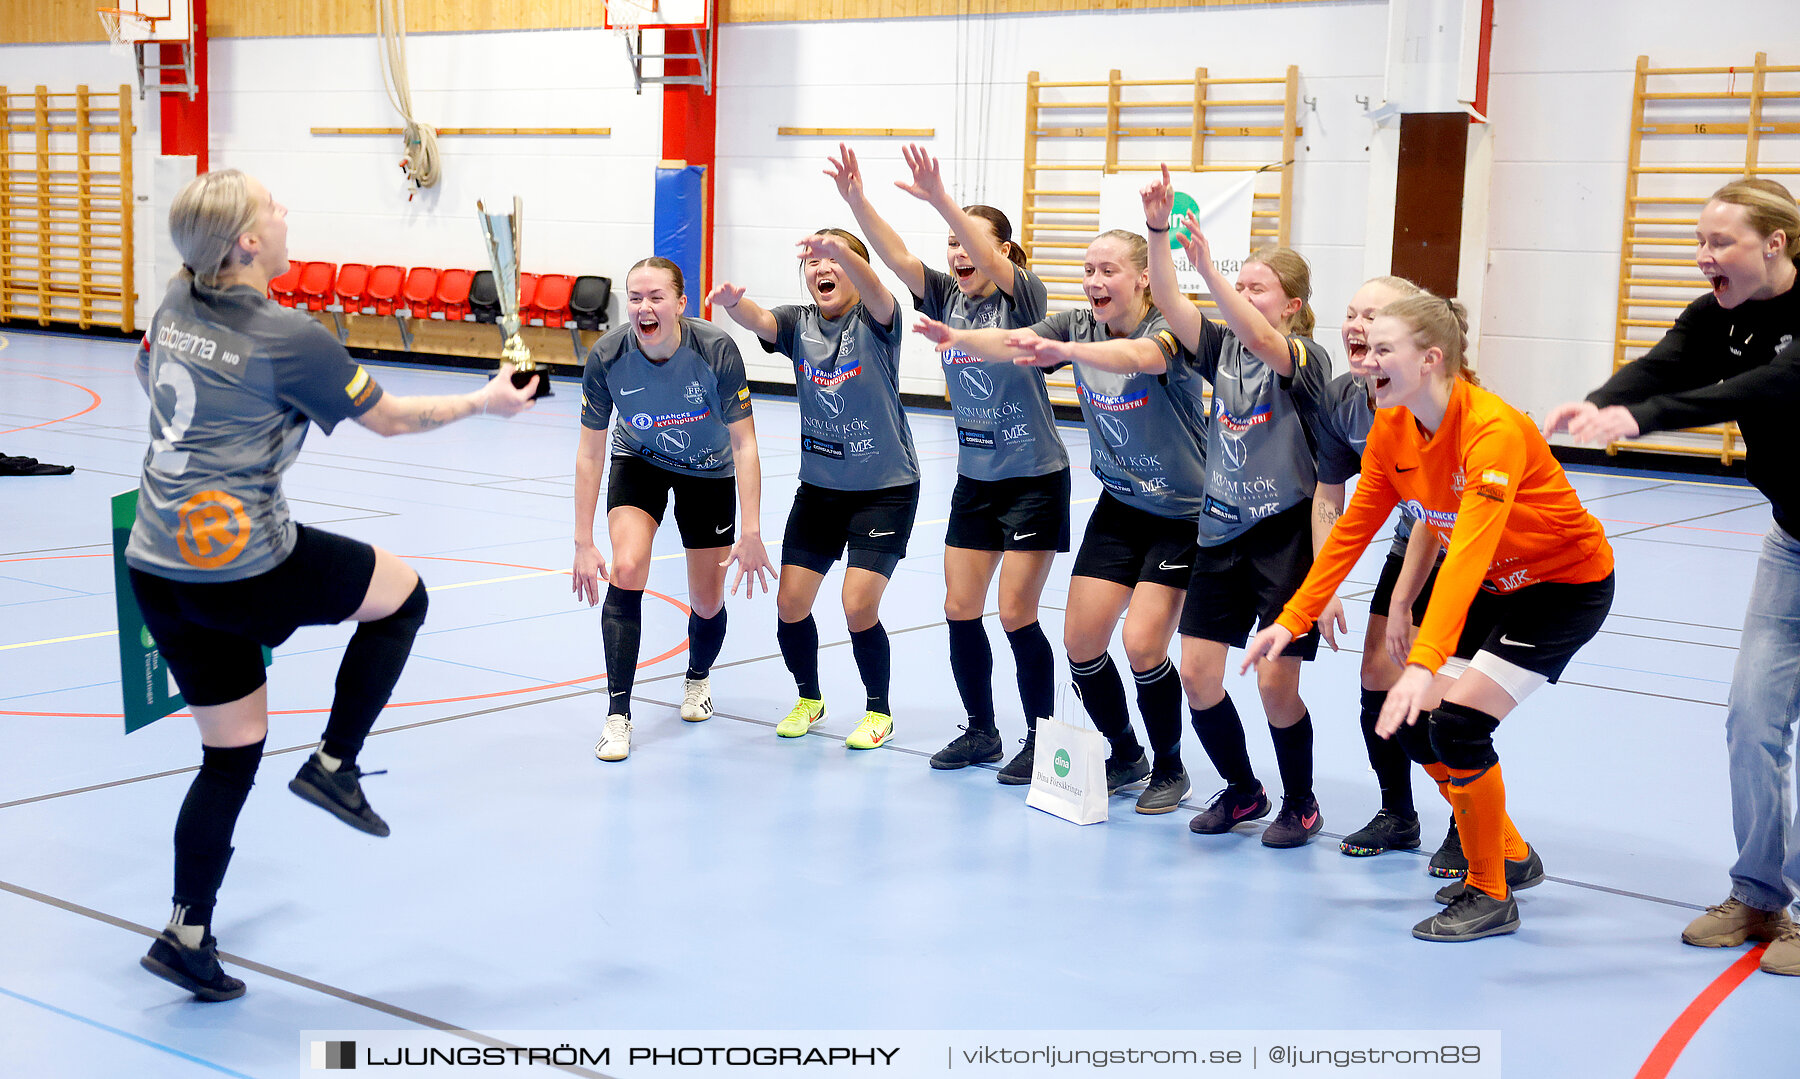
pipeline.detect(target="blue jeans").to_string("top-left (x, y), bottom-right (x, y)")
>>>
top-left (1727, 524), bottom-right (1800, 913)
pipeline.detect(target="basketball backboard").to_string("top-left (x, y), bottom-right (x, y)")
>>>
top-left (605, 0), bottom-right (711, 32)
top-left (98, 0), bottom-right (194, 44)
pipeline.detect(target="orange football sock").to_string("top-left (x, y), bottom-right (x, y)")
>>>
top-left (1446, 763), bottom-right (1510, 900)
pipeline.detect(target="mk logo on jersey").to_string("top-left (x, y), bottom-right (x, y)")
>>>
top-left (176, 490), bottom-right (252, 569)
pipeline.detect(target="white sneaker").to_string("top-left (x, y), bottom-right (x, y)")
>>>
top-left (594, 714), bottom-right (632, 761)
top-left (680, 676), bottom-right (713, 722)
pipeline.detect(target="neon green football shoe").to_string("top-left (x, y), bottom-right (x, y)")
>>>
top-left (844, 710), bottom-right (894, 750)
top-left (775, 697), bottom-right (826, 737)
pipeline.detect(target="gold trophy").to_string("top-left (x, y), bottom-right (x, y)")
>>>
top-left (477, 197), bottom-right (553, 398)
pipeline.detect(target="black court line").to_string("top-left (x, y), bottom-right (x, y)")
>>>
top-left (1, 543), bottom-right (113, 558)
top-left (1610, 535), bottom-right (1763, 553)
top-left (1607, 504), bottom-right (1774, 540)
top-left (1573, 482), bottom-right (1673, 502)
top-left (0, 880), bottom-right (613, 1079)
top-left (1608, 612), bottom-right (1743, 634)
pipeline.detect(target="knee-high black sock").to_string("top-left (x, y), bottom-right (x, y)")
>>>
top-left (1190, 693), bottom-right (1257, 789)
top-left (601, 585), bottom-right (643, 716)
top-left (323, 579), bottom-right (428, 767)
top-left (947, 617), bottom-right (996, 730)
top-left (686, 608), bottom-right (727, 679)
top-left (849, 622), bottom-right (892, 714)
top-left (1269, 712), bottom-right (1315, 801)
top-left (1360, 688), bottom-right (1416, 815)
top-left (1005, 622), bottom-right (1055, 730)
top-left (1396, 711), bottom-right (1440, 766)
top-left (778, 615), bottom-right (821, 700)
top-left (1134, 659), bottom-right (1184, 768)
top-left (1070, 652), bottom-right (1140, 758)
top-left (172, 739), bottom-right (264, 930)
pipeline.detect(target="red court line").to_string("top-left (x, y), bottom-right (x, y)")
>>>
top-left (0, 372), bottom-right (102, 435)
top-left (0, 554), bottom-right (690, 718)
top-left (1634, 945), bottom-right (1767, 1079)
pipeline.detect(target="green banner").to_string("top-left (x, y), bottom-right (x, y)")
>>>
top-left (113, 489), bottom-right (183, 733)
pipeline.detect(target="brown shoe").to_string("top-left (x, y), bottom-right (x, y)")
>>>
top-left (1682, 898), bottom-right (1793, 947)
top-left (1761, 925), bottom-right (1800, 976)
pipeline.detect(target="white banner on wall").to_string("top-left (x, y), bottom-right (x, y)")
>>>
top-left (1099, 171), bottom-right (1257, 294)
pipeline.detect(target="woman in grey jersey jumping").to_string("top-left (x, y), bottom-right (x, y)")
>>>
top-left (826, 142), bottom-right (1070, 782)
top-left (711, 228), bottom-right (920, 751)
top-left (572, 256), bottom-right (775, 763)
top-left (130, 169), bottom-right (536, 1001)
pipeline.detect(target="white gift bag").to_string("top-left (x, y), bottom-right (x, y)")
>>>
top-left (1026, 685), bottom-right (1109, 825)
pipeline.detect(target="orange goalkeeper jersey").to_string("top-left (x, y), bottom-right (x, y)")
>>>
top-left (1277, 378), bottom-right (1614, 673)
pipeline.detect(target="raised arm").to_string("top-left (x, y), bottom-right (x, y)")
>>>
top-left (898, 143), bottom-right (1019, 298)
top-left (799, 233), bottom-right (895, 327)
top-left (913, 317), bottom-right (1032, 362)
top-left (356, 368), bottom-right (537, 436)
top-left (1140, 165), bottom-right (1208, 351)
top-left (1167, 185), bottom-right (1293, 373)
top-left (708, 282), bottom-right (779, 344)
top-left (827, 144), bottom-right (928, 299)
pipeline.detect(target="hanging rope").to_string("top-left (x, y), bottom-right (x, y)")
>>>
top-left (376, 0), bottom-right (441, 192)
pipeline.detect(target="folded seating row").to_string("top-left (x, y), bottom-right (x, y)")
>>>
top-left (267, 262), bottom-right (612, 330)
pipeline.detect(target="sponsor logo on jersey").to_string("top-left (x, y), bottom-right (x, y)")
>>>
top-left (1401, 499), bottom-right (1459, 531)
top-left (630, 407), bottom-right (711, 431)
top-left (1203, 495), bottom-right (1241, 524)
top-left (814, 389), bottom-right (846, 418)
top-left (957, 427), bottom-right (996, 449)
top-left (1220, 433), bottom-right (1248, 471)
top-left (346, 367), bottom-right (377, 407)
top-left (1214, 400), bottom-right (1273, 434)
top-left (1076, 381), bottom-right (1150, 413)
top-left (802, 435), bottom-right (844, 459)
top-left (940, 347), bottom-right (982, 366)
top-left (958, 367), bottom-right (996, 401)
top-left (1093, 468), bottom-right (1134, 495)
top-left (737, 386), bottom-right (751, 403)
top-left (176, 490), bottom-right (252, 569)
top-left (658, 428), bottom-right (692, 455)
top-left (685, 380), bottom-right (706, 404)
top-left (804, 356), bottom-right (860, 389)
top-left (1094, 411), bottom-right (1129, 447)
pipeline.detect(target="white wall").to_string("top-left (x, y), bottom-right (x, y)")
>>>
top-left (714, 3), bottom-right (1392, 393)
top-left (1481, 0), bottom-right (1800, 425)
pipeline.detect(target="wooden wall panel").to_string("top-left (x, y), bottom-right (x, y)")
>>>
top-left (4, 0), bottom-right (1336, 43)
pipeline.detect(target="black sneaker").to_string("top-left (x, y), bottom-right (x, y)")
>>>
top-left (1134, 766), bottom-right (1191, 815)
top-left (1104, 751), bottom-right (1150, 794)
top-left (1188, 784), bottom-right (1271, 834)
top-left (930, 725), bottom-right (1004, 770)
top-left (996, 735), bottom-right (1035, 786)
top-left (1261, 795), bottom-right (1324, 848)
top-left (1340, 809), bottom-right (1422, 856)
top-left (1428, 816), bottom-right (1468, 878)
top-left (1435, 845), bottom-right (1545, 904)
top-left (1412, 889), bottom-right (1520, 941)
top-left (289, 753), bottom-right (391, 837)
top-left (140, 930), bottom-right (246, 1001)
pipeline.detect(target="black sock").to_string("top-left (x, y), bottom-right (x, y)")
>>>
top-left (1070, 652), bottom-right (1140, 759)
top-left (1270, 712), bottom-right (1315, 802)
top-left (172, 739), bottom-right (264, 929)
top-left (1134, 659), bottom-right (1183, 770)
top-left (947, 617), bottom-right (996, 730)
top-left (322, 578), bottom-right (427, 767)
top-left (778, 615), bottom-right (821, 700)
top-left (1396, 710), bottom-right (1439, 766)
top-left (686, 608), bottom-right (727, 680)
top-left (1190, 693), bottom-right (1256, 789)
top-left (1006, 621), bottom-right (1055, 730)
top-left (1360, 688), bottom-right (1416, 815)
top-left (601, 585), bottom-right (643, 716)
top-left (850, 622), bottom-right (892, 714)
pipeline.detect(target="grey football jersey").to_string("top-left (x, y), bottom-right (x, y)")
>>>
top-left (916, 265), bottom-right (1067, 480)
top-left (126, 277), bottom-right (383, 582)
top-left (762, 300), bottom-right (919, 491)
top-left (581, 318), bottom-right (752, 476)
top-left (1293, 370), bottom-right (1421, 557)
top-left (1189, 319), bottom-right (1331, 546)
top-left (1033, 308), bottom-right (1209, 520)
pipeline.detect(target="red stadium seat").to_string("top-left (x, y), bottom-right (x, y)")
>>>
top-left (517, 272), bottom-right (540, 318)
top-left (332, 263), bottom-right (371, 313)
top-left (531, 273), bottom-right (573, 328)
top-left (435, 268), bottom-right (474, 321)
top-left (402, 267), bottom-right (438, 319)
top-left (268, 260), bottom-right (302, 306)
top-left (367, 265), bottom-right (405, 316)
top-left (298, 261), bottom-right (337, 311)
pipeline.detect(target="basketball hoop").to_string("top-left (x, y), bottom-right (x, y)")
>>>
top-left (607, 0), bottom-right (658, 37)
top-left (97, 8), bottom-right (157, 57)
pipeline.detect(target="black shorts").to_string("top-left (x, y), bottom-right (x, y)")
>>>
top-left (1071, 492), bottom-right (1199, 590)
top-left (782, 480), bottom-right (921, 579)
top-left (1368, 545), bottom-right (1443, 625)
top-left (128, 524), bottom-right (378, 707)
top-left (1180, 502), bottom-right (1319, 658)
top-left (606, 453), bottom-right (736, 549)
top-left (944, 468), bottom-right (1072, 553)
top-left (1452, 572), bottom-right (1615, 682)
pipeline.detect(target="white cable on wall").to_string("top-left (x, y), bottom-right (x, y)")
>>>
top-left (376, 0), bottom-right (441, 192)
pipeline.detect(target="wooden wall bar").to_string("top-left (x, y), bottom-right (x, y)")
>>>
top-left (5, 0), bottom-right (1332, 43)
